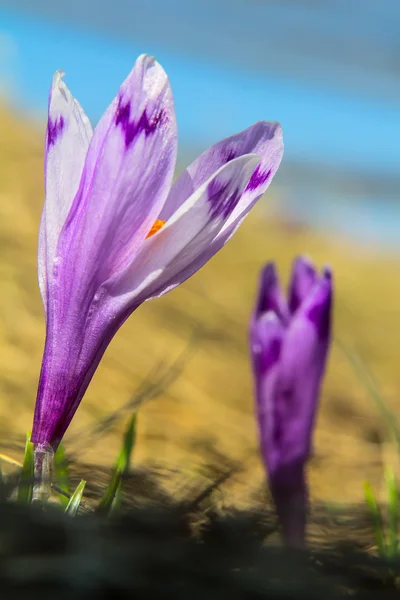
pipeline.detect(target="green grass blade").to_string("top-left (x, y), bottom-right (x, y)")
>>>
top-left (364, 480), bottom-right (387, 558)
top-left (338, 342), bottom-right (400, 448)
top-left (97, 414), bottom-right (137, 515)
top-left (116, 413), bottom-right (137, 473)
top-left (54, 442), bottom-right (70, 508)
top-left (97, 470), bottom-right (122, 515)
top-left (384, 466), bottom-right (399, 558)
top-left (65, 479), bottom-right (86, 516)
top-left (17, 433), bottom-right (34, 504)
top-left (0, 464), bottom-right (5, 502)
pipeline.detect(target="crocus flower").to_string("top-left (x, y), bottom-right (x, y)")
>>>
top-left (249, 257), bottom-right (332, 547)
top-left (32, 54), bottom-right (283, 453)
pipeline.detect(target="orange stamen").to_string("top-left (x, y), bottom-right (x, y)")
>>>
top-left (146, 219), bottom-right (166, 239)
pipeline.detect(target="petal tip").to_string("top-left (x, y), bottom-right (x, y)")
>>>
top-left (305, 277), bottom-right (332, 340)
top-left (137, 53), bottom-right (156, 66)
top-left (255, 262), bottom-right (288, 323)
top-left (53, 69), bottom-right (65, 83)
top-left (288, 256), bottom-right (318, 314)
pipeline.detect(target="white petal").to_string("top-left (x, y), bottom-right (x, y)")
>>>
top-left (106, 153), bottom-right (260, 304)
top-left (39, 70), bottom-right (93, 310)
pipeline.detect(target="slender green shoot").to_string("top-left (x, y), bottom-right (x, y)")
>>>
top-left (0, 464), bottom-right (5, 502)
top-left (17, 433), bottom-right (34, 504)
top-left (385, 466), bottom-right (399, 558)
top-left (338, 342), bottom-right (400, 448)
top-left (364, 480), bottom-right (387, 558)
top-left (54, 442), bottom-right (70, 508)
top-left (97, 413), bottom-right (137, 515)
top-left (364, 468), bottom-right (400, 563)
top-left (65, 480), bottom-right (86, 516)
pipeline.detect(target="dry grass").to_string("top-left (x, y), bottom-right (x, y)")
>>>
top-left (0, 103), bottom-right (399, 511)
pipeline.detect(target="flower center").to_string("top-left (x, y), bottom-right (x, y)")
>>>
top-left (146, 219), bottom-right (166, 239)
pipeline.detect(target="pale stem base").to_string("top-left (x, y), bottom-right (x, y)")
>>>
top-left (32, 443), bottom-right (54, 503)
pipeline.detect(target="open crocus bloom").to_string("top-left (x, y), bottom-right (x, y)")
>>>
top-left (249, 257), bottom-right (332, 547)
top-left (32, 54), bottom-right (284, 450)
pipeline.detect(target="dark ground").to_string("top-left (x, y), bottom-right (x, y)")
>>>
top-left (0, 462), bottom-right (399, 600)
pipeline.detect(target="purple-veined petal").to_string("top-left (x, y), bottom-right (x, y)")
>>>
top-left (39, 70), bottom-right (93, 311)
top-left (134, 122), bottom-right (283, 297)
top-left (216, 124), bottom-right (283, 239)
top-left (105, 154), bottom-right (261, 304)
top-left (56, 54), bottom-right (177, 303)
top-left (288, 255), bottom-right (317, 315)
top-left (249, 311), bottom-right (284, 475)
top-left (160, 120), bottom-right (283, 222)
top-left (268, 268), bottom-right (333, 478)
top-left (252, 262), bottom-right (290, 325)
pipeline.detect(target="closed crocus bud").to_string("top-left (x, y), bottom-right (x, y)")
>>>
top-left (249, 256), bottom-right (332, 548)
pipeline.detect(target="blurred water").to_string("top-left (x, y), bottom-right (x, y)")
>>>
top-left (0, 2), bottom-right (398, 247)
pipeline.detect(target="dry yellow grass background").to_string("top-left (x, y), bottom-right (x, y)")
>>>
top-left (0, 104), bottom-right (399, 508)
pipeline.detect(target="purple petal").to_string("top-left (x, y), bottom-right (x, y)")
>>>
top-left (267, 269), bottom-right (333, 479)
top-left (288, 256), bottom-right (317, 315)
top-left (39, 70), bottom-right (93, 312)
top-left (160, 120), bottom-right (283, 222)
top-left (253, 262), bottom-right (290, 325)
top-left (58, 54), bottom-right (177, 291)
top-left (126, 122), bottom-right (283, 302)
top-left (305, 267), bottom-right (332, 341)
top-left (106, 154), bottom-right (261, 304)
top-left (249, 312), bottom-right (284, 473)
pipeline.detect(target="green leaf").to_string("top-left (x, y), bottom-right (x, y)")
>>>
top-left (97, 413), bottom-right (137, 515)
top-left (17, 432), bottom-right (34, 504)
top-left (0, 464), bottom-right (5, 502)
top-left (97, 469), bottom-right (122, 515)
top-left (65, 479), bottom-right (86, 516)
top-left (339, 343), bottom-right (400, 449)
top-left (384, 466), bottom-right (399, 558)
top-left (54, 442), bottom-right (70, 508)
top-left (364, 480), bottom-right (387, 558)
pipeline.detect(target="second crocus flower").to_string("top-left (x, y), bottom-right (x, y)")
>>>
top-left (249, 256), bottom-right (333, 547)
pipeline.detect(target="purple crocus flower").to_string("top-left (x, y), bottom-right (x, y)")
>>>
top-left (249, 257), bottom-right (332, 547)
top-left (32, 55), bottom-right (283, 452)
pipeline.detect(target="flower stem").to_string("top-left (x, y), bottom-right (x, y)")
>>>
top-left (32, 443), bottom-right (54, 503)
top-left (271, 468), bottom-right (308, 549)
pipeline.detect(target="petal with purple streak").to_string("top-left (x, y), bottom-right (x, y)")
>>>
top-left (39, 70), bottom-right (93, 311)
top-left (159, 120), bottom-right (283, 222)
top-left (47, 115), bottom-right (65, 147)
top-left (245, 164), bottom-right (272, 192)
top-left (250, 312), bottom-right (285, 476)
top-left (253, 262), bottom-right (290, 325)
top-left (115, 96), bottom-right (167, 148)
top-left (207, 178), bottom-right (242, 220)
top-left (288, 256), bottom-right (317, 315)
top-left (104, 154), bottom-right (260, 305)
top-left (138, 122), bottom-right (283, 301)
top-left (305, 267), bottom-right (332, 340)
top-left (57, 55), bottom-right (177, 285)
